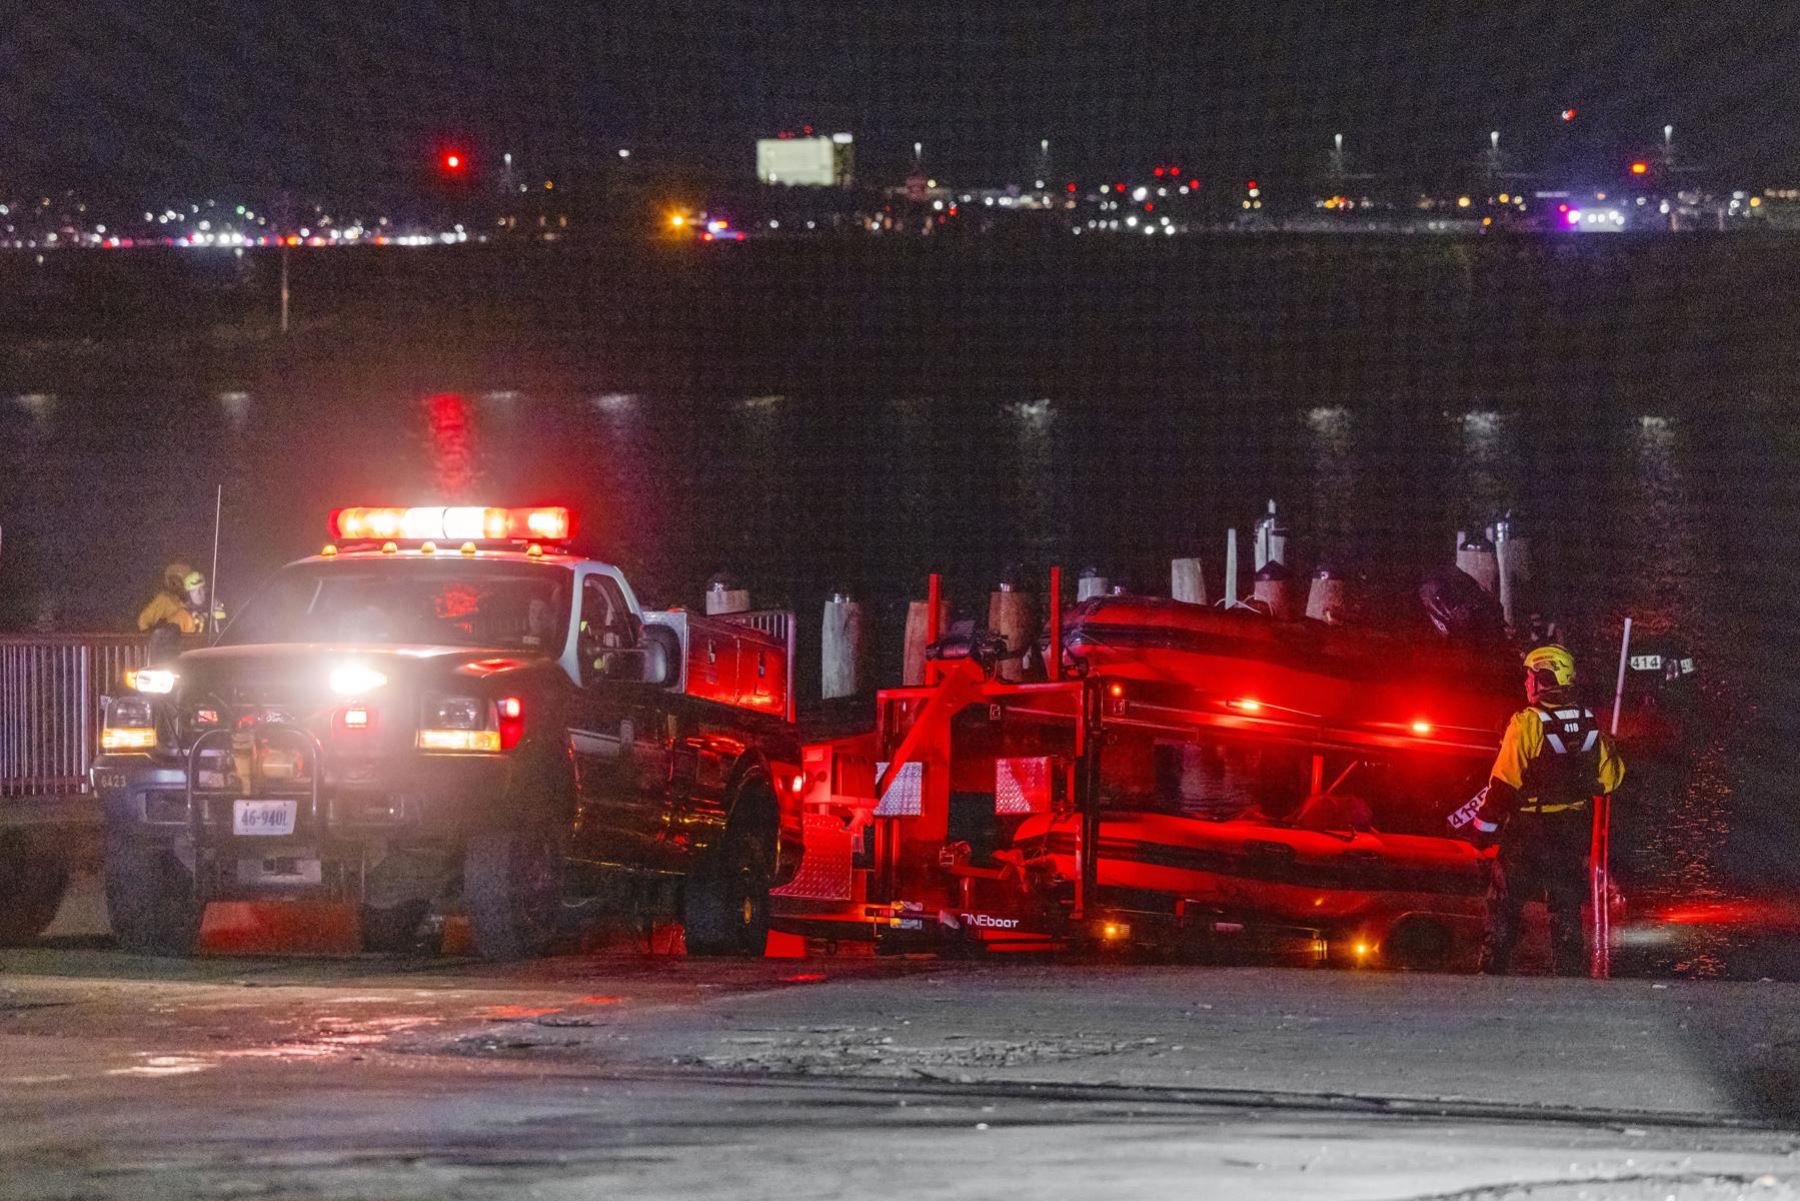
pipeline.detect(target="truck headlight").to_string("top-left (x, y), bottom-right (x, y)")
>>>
top-left (125, 668), bottom-right (177, 694)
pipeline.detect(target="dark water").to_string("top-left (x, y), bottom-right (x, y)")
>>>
top-left (3, 237), bottom-right (1798, 974)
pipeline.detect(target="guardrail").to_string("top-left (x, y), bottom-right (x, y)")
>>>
top-left (1, 634), bottom-right (147, 800)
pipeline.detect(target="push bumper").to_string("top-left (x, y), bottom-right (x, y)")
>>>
top-left (94, 725), bottom-right (518, 902)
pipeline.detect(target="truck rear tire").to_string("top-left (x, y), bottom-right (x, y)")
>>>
top-left (685, 815), bottom-right (773, 957)
top-left (103, 827), bottom-right (203, 956)
top-left (0, 830), bottom-right (71, 946)
top-left (358, 900), bottom-right (438, 956)
top-left (464, 824), bottom-right (565, 961)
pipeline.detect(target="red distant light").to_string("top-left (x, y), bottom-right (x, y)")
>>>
top-left (1153, 167), bottom-right (1165, 177)
top-left (1246, 180), bottom-right (1258, 191)
top-left (1170, 166), bottom-right (1180, 175)
top-left (1561, 108), bottom-right (1577, 122)
top-left (1188, 179), bottom-right (1200, 189)
top-left (1065, 182), bottom-right (1077, 193)
top-left (441, 151), bottom-right (466, 173)
top-left (1145, 203), bottom-right (1154, 211)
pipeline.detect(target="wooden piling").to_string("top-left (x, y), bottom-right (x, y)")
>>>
top-left (902, 596), bottom-right (950, 686)
top-left (1224, 529), bottom-right (1240, 608)
top-left (1455, 535), bottom-right (1499, 595)
top-left (1170, 557), bottom-right (1207, 605)
top-left (820, 592), bottom-right (867, 699)
top-left (988, 583), bottom-right (1034, 683)
top-left (1306, 564), bottom-right (1350, 623)
top-left (704, 574), bottom-right (751, 616)
top-left (1253, 560), bottom-right (1298, 621)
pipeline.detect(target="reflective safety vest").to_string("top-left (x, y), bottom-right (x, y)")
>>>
top-left (1519, 704), bottom-right (1602, 814)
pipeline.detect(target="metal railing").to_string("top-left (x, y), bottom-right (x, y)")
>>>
top-left (1, 634), bottom-right (148, 799)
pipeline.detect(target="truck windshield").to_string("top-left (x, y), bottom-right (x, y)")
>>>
top-left (220, 560), bottom-right (571, 651)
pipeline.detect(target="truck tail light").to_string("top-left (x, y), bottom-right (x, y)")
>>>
top-left (498, 696), bottom-right (525, 750)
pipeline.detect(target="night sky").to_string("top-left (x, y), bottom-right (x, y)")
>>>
top-left (5, 1), bottom-right (1797, 199)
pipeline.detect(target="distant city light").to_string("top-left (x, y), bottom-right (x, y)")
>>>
top-left (1561, 107), bottom-right (1577, 122)
top-left (618, 148), bottom-right (631, 158)
top-left (1630, 161), bottom-right (1649, 175)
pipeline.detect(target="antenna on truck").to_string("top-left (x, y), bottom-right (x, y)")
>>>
top-left (207, 485), bottom-right (224, 639)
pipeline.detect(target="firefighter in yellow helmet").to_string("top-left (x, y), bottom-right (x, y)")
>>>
top-left (1467, 644), bottom-right (1625, 975)
top-left (137, 561), bottom-right (212, 663)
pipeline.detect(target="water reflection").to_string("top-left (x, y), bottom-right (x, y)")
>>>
top-left (216, 391), bottom-right (251, 430)
top-left (423, 392), bottom-right (478, 499)
top-left (1006, 399), bottom-right (1059, 565)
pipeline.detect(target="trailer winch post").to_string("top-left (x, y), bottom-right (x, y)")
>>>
top-left (1589, 792), bottom-right (1612, 979)
top-left (1590, 615), bottom-right (1632, 980)
top-left (1074, 679), bottom-right (1102, 922)
top-left (925, 573), bottom-right (943, 685)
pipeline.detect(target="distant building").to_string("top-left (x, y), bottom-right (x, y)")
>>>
top-left (756, 133), bottom-right (854, 187)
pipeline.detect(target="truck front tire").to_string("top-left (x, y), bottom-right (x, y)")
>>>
top-left (0, 830), bottom-right (71, 946)
top-left (464, 823), bottom-right (566, 961)
top-left (103, 825), bottom-right (203, 956)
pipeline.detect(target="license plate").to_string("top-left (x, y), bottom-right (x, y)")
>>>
top-left (233, 799), bottom-right (298, 836)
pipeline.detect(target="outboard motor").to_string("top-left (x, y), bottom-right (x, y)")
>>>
top-left (1418, 566), bottom-right (1506, 645)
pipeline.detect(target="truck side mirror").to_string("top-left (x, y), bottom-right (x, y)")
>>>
top-left (591, 626), bottom-right (679, 688)
top-left (640, 624), bottom-right (680, 687)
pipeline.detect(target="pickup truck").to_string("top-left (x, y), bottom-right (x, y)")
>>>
top-left (91, 505), bottom-right (805, 959)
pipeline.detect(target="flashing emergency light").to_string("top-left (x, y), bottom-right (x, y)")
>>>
top-left (328, 506), bottom-right (573, 544)
top-left (1410, 719), bottom-right (1433, 735)
top-left (1228, 698), bottom-right (1263, 713)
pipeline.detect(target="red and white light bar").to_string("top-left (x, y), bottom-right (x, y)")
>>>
top-left (329, 506), bottom-right (573, 544)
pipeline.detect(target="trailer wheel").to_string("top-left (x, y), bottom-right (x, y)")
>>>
top-left (464, 823), bottom-right (566, 961)
top-left (103, 826), bottom-right (203, 956)
top-left (0, 830), bottom-right (71, 946)
top-left (358, 900), bottom-right (440, 956)
top-left (685, 801), bottom-right (774, 958)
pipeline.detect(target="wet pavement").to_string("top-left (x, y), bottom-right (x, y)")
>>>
top-left (5, 937), bottom-right (1800, 1200)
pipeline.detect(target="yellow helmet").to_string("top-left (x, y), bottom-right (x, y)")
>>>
top-left (1523, 643), bottom-right (1577, 690)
